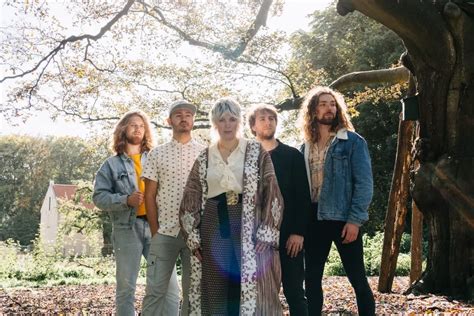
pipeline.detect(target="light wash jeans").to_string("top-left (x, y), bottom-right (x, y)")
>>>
top-left (113, 218), bottom-right (179, 316)
top-left (142, 232), bottom-right (191, 316)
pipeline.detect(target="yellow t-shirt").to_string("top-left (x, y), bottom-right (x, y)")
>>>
top-left (130, 154), bottom-right (146, 216)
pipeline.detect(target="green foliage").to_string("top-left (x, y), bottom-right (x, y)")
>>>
top-left (0, 135), bottom-right (109, 245)
top-left (352, 100), bottom-right (400, 234)
top-left (0, 238), bottom-right (122, 288)
top-left (291, 3), bottom-right (404, 83)
top-left (1, 0), bottom-right (290, 123)
top-left (286, 4), bottom-right (406, 235)
top-left (324, 232), bottom-right (426, 277)
top-left (56, 180), bottom-right (112, 257)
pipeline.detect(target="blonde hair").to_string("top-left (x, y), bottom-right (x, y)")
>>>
top-left (112, 110), bottom-right (154, 155)
top-left (298, 86), bottom-right (354, 143)
top-left (209, 98), bottom-right (243, 140)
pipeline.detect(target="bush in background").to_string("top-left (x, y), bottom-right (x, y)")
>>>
top-left (0, 237), bottom-right (119, 288)
top-left (324, 232), bottom-right (426, 276)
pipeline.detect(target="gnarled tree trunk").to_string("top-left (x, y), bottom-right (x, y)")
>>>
top-left (337, 0), bottom-right (474, 299)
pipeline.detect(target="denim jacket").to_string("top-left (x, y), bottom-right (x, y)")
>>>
top-left (93, 152), bottom-right (148, 228)
top-left (301, 129), bottom-right (373, 226)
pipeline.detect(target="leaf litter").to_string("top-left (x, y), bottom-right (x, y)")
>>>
top-left (1, 277), bottom-right (473, 315)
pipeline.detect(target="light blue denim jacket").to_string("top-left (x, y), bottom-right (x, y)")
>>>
top-left (93, 152), bottom-right (148, 228)
top-left (301, 129), bottom-right (373, 226)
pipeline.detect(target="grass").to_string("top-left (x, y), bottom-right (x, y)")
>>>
top-left (1, 232), bottom-right (425, 288)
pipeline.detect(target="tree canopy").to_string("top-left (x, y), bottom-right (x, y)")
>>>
top-left (0, 135), bottom-right (108, 245)
top-left (1, 0), bottom-right (299, 128)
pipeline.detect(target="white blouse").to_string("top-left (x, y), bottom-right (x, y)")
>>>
top-left (207, 138), bottom-right (247, 198)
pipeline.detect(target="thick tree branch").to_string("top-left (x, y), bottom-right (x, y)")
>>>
top-left (275, 66), bottom-right (410, 112)
top-left (139, 0), bottom-right (273, 59)
top-left (329, 66), bottom-right (410, 90)
top-left (232, 0), bottom-right (273, 58)
top-left (275, 96), bottom-right (304, 112)
top-left (336, 0), bottom-right (454, 71)
top-left (428, 157), bottom-right (474, 228)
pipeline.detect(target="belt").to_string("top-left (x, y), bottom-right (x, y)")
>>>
top-left (210, 192), bottom-right (242, 239)
top-left (136, 215), bottom-right (147, 221)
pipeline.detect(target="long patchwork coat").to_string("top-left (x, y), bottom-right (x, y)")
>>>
top-left (180, 140), bottom-right (284, 315)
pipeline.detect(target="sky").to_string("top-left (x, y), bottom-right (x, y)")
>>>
top-left (0, 0), bottom-right (333, 138)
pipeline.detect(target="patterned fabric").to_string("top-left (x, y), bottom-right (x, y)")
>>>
top-left (142, 138), bottom-right (204, 237)
top-left (200, 198), bottom-right (242, 315)
top-left (180, 139), bottom-right (284, 315)
top-left (308, 133), bottom-right (336, 202)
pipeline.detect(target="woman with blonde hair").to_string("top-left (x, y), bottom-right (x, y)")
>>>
top-left (180, 98), bottom-right (284, 315)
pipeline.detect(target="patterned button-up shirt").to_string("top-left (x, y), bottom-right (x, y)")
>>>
top-left (309, 133), bottom-right (336, 202)
top-left (142, 138), bottom-right (205, 237)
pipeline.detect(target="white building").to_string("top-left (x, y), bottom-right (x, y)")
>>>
top-left (40, 181), bottom-right (102, 256)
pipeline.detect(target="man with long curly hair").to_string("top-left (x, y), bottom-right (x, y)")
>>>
top-left (299, 86), bottom-right (375, 316)
top-left (93, 110), bottom-right (179, 315)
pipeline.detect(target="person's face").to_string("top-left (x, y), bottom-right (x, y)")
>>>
top-left (125, 115), bottom-right (145, 145)
top-left (252, 110), bottom-right (277, 140)
top-left (315, 93), bottom-right (337, 126)
top-left (215, 112), bottom-right (239, 141)
top-left (168, 108), bottom-right (194, 133)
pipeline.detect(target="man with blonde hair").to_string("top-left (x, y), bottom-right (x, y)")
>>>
top-left (248, 103), bottom-right (311, 316)
top-left (93, 111), bottom-right (178, 315)
top-left (299, 86), bottom-right (375, 315)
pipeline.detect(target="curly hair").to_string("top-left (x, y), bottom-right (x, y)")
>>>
top-left (246, 103), bottom-right (278, 136)
top-left (298, 86), bottom-right (354, 143)
top-left (112, 110), bottom-right (154, 155)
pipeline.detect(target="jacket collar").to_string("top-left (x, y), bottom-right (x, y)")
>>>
top-left (335, 128), bottom-right (348, 140)
top-left (119, 151), bottom-right (148, 160)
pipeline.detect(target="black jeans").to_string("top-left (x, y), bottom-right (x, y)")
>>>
top-left (305, 219), bottom-right (375, 316)
top-left (280, 234), bottom-right (308, 316)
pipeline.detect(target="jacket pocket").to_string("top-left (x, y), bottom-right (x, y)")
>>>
top-left (112, 210), bottom-right (132, 225)
top-left (113, 172), bottom-right (129, 193)
top-left (331, 153), bottom-right (348, 176)
top-left (330, 153), bottom-right (349, 211)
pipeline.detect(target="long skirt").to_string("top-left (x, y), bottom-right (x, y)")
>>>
top-left (200, 196), bottom-right (242, 316)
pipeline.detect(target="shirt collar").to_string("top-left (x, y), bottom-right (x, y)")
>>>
top-left (171, 137), bottom-right (196, 146)
top-left (209, 138), bottom-right (247, 155)
top-left (237, 138), bottom-right (247, 153)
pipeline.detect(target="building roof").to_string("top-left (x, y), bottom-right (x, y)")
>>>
top-left (52, 184), bottom-right (77, 199)
top-left (52, 184), bottom-right (95, 209)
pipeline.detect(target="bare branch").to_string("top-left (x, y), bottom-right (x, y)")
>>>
top-left (84, 39), bottom-right (117, 73)
top-left (129, 79), bottom-right (183, 94)
top-left (329, 66), bottom-right (410, 91)
top-left (235, 57), bottom-right (298, 97)
top-left (1, 0), bottom-right (136, 83)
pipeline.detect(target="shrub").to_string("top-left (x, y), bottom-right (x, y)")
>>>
top-left (323, 232), bottom-right (426, 276)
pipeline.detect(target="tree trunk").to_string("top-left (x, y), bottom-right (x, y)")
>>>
top-left (378, 118), bottom-right (413, 293)
top-left (410, 201), bottom-right (423, 285)
top-left (337, 0), bottom-right (474, 299)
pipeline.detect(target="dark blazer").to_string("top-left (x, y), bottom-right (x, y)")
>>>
top-left (268, 140), bottom-right (312, 240)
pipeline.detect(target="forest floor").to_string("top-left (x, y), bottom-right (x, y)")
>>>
top-left (1, 277), bottom-right (473, 315)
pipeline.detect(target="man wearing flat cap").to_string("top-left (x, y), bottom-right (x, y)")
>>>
top-left (142, 100), bottom-right (205, 315)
